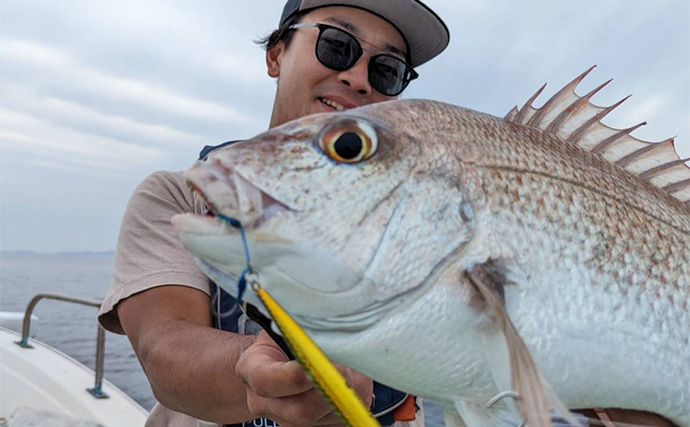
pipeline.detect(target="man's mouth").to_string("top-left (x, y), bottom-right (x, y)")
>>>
top-left (318, 97), bottom-right (348, 111)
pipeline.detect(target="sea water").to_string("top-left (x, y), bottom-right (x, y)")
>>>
top-left (0, 252), bottom-right (445, 426)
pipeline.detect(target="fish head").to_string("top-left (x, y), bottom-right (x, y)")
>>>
top-left (172, 100), bottom-right (475, 330)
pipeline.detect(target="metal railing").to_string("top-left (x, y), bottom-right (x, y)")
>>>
top-left (14, 293), bottom-right (110, 399)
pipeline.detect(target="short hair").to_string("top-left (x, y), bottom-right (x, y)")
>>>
top-left (255, 12), bottom-right (305, 51)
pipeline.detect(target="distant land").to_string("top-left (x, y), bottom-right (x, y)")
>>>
top-left (0, 250), bottom-right (115, 256)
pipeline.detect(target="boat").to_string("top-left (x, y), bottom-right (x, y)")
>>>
top-left (0, 294), bottom-right (149, 426)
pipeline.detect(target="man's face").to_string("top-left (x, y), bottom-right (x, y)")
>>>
top-left (266, 6), bottom-right (408, 128)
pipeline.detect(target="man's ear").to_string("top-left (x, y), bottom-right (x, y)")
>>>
top-left (266, 42), bottom-right (284, 78)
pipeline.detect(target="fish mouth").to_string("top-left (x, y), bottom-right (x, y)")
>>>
top-left (185, 159), bottom-right (291, 230)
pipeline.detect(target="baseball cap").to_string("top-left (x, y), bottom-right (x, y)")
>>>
top-left (279, 0), bottom-right (449, 67)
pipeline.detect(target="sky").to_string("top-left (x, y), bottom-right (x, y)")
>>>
top-left (0, 1), bottom-right (688, 252)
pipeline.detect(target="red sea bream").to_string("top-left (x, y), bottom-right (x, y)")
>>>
top-left (172, 68), bottom-right (690, 426)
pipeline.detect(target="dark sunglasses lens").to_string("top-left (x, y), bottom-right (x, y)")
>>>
top-left (316, 27), bottom-right (361, 71)
top-left (369, 55), bottom-right (409, 96)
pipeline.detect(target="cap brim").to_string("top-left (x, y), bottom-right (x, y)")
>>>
top-left (296, 0), bottom-right (449, 67)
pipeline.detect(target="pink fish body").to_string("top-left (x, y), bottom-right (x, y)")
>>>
top-left (173, 68), bottom-right (689, 426)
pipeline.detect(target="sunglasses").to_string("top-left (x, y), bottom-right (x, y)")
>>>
top-left (288, 22), bottom-right (418, 97)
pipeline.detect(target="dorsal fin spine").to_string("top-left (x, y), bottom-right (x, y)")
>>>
top-left (526, 66), bottom-right (596, 128)
top-left (615, 138), bottom-right (675, 168)
top-left (514, 83), bottom-right (547, 124)
top-left (663, 178), bottom-right (690, 194)
top-left (505, 106), bottom-right (519, 121)
top-left (590, 122), bottom-right (647, 155)
top-left (640, 158), bottom-right (690, 180)
top-left (545, 79), bottom-right (613, 135)
top-left (566, 95), bottom-right (631, 144)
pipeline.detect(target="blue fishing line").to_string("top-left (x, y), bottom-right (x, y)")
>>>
top-left (216, 213), bottom-right (296, 360)
top-left (216, 213), bottom-right (253, 303)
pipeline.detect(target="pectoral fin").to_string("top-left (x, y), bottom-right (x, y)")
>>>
top-left (463, 261), bottom-right (583, 427)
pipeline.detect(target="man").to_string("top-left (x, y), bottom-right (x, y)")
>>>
top-left (98, 1), bottom-right (450, 426)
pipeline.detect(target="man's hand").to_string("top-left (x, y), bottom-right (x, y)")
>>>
top-left (236, 330), bottom-right (374, 427)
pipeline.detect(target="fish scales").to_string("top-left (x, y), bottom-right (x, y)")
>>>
top-left (475, 159), bottom-right (688, 407)
top-left (173, 72), bottom-right (690, 426)
top-left (417, 100), bottom-right (689, 411)
top-left (414, 101), bottom-right (688, 230)
top-left (413, 101), bottom-right (690, 416)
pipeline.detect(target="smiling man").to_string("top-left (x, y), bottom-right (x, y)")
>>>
top-left (97, 1), bottom-right (449, 427)
top-left (266, 6), bottom-right (418, 127)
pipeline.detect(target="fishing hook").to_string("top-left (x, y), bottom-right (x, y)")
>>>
top-left (484, 390), bottom-right (525, 427)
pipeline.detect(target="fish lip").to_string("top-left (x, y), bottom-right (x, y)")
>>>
top-left (186, 161), bottom-right (292, 230)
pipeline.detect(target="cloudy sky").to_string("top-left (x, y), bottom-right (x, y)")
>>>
top-left (1, 1), bottom-right (688, 252)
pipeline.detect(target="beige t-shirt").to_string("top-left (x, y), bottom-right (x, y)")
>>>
top-left (98, 170), bottom-right (426, 427)
top-left (98, 170), bottom-right (215, 427)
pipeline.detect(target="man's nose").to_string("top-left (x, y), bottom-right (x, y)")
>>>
top-left (337, 56), bottom-right (372, 96)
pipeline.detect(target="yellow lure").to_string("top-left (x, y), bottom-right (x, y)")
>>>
top-left (252, 283), bottom-right (381, 427)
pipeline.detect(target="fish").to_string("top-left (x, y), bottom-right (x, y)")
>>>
top-left (171, 66), bottom-right (690, 427)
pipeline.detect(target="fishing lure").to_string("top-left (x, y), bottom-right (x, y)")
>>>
top-left (249, 278), bottom-right (381, 427)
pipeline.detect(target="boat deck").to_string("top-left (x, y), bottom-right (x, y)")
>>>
top-left (0, 327), bottom-right (148, 426)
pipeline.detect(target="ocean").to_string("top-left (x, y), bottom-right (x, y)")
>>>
top-left (0, 252), bottom-right (445, 426)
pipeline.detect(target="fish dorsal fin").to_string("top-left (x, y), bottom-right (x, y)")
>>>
top-left (505, 66), bottom-right (690, 205)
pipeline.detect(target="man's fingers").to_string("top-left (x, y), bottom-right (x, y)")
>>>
top-left (312, 410), bottom-right (343, 426)
top-left (236, 331), bottom-right (313, 398)
top-left (333, 363), bottom-right (374, 408)
top-left (248, 387), bottom-right (336, 426)
top-left (248, 359), bottom-right (313, 398)
top-left (238, 330), bottom-right (374, 426)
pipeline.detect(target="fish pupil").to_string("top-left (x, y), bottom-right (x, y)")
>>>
top-left (334, 132), bottom-right (363, 160)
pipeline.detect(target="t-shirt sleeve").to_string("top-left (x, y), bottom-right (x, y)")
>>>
top-left (98, 170), bottom-right (211, 334)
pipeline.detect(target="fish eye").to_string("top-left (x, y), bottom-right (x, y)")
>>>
top-left (319, 119), bottom-right (378, 163)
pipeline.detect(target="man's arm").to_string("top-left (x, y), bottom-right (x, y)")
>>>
top-left (118, 285), bottom-right (374, 426)
top-left (118, 285), bottom-right (257, 423)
